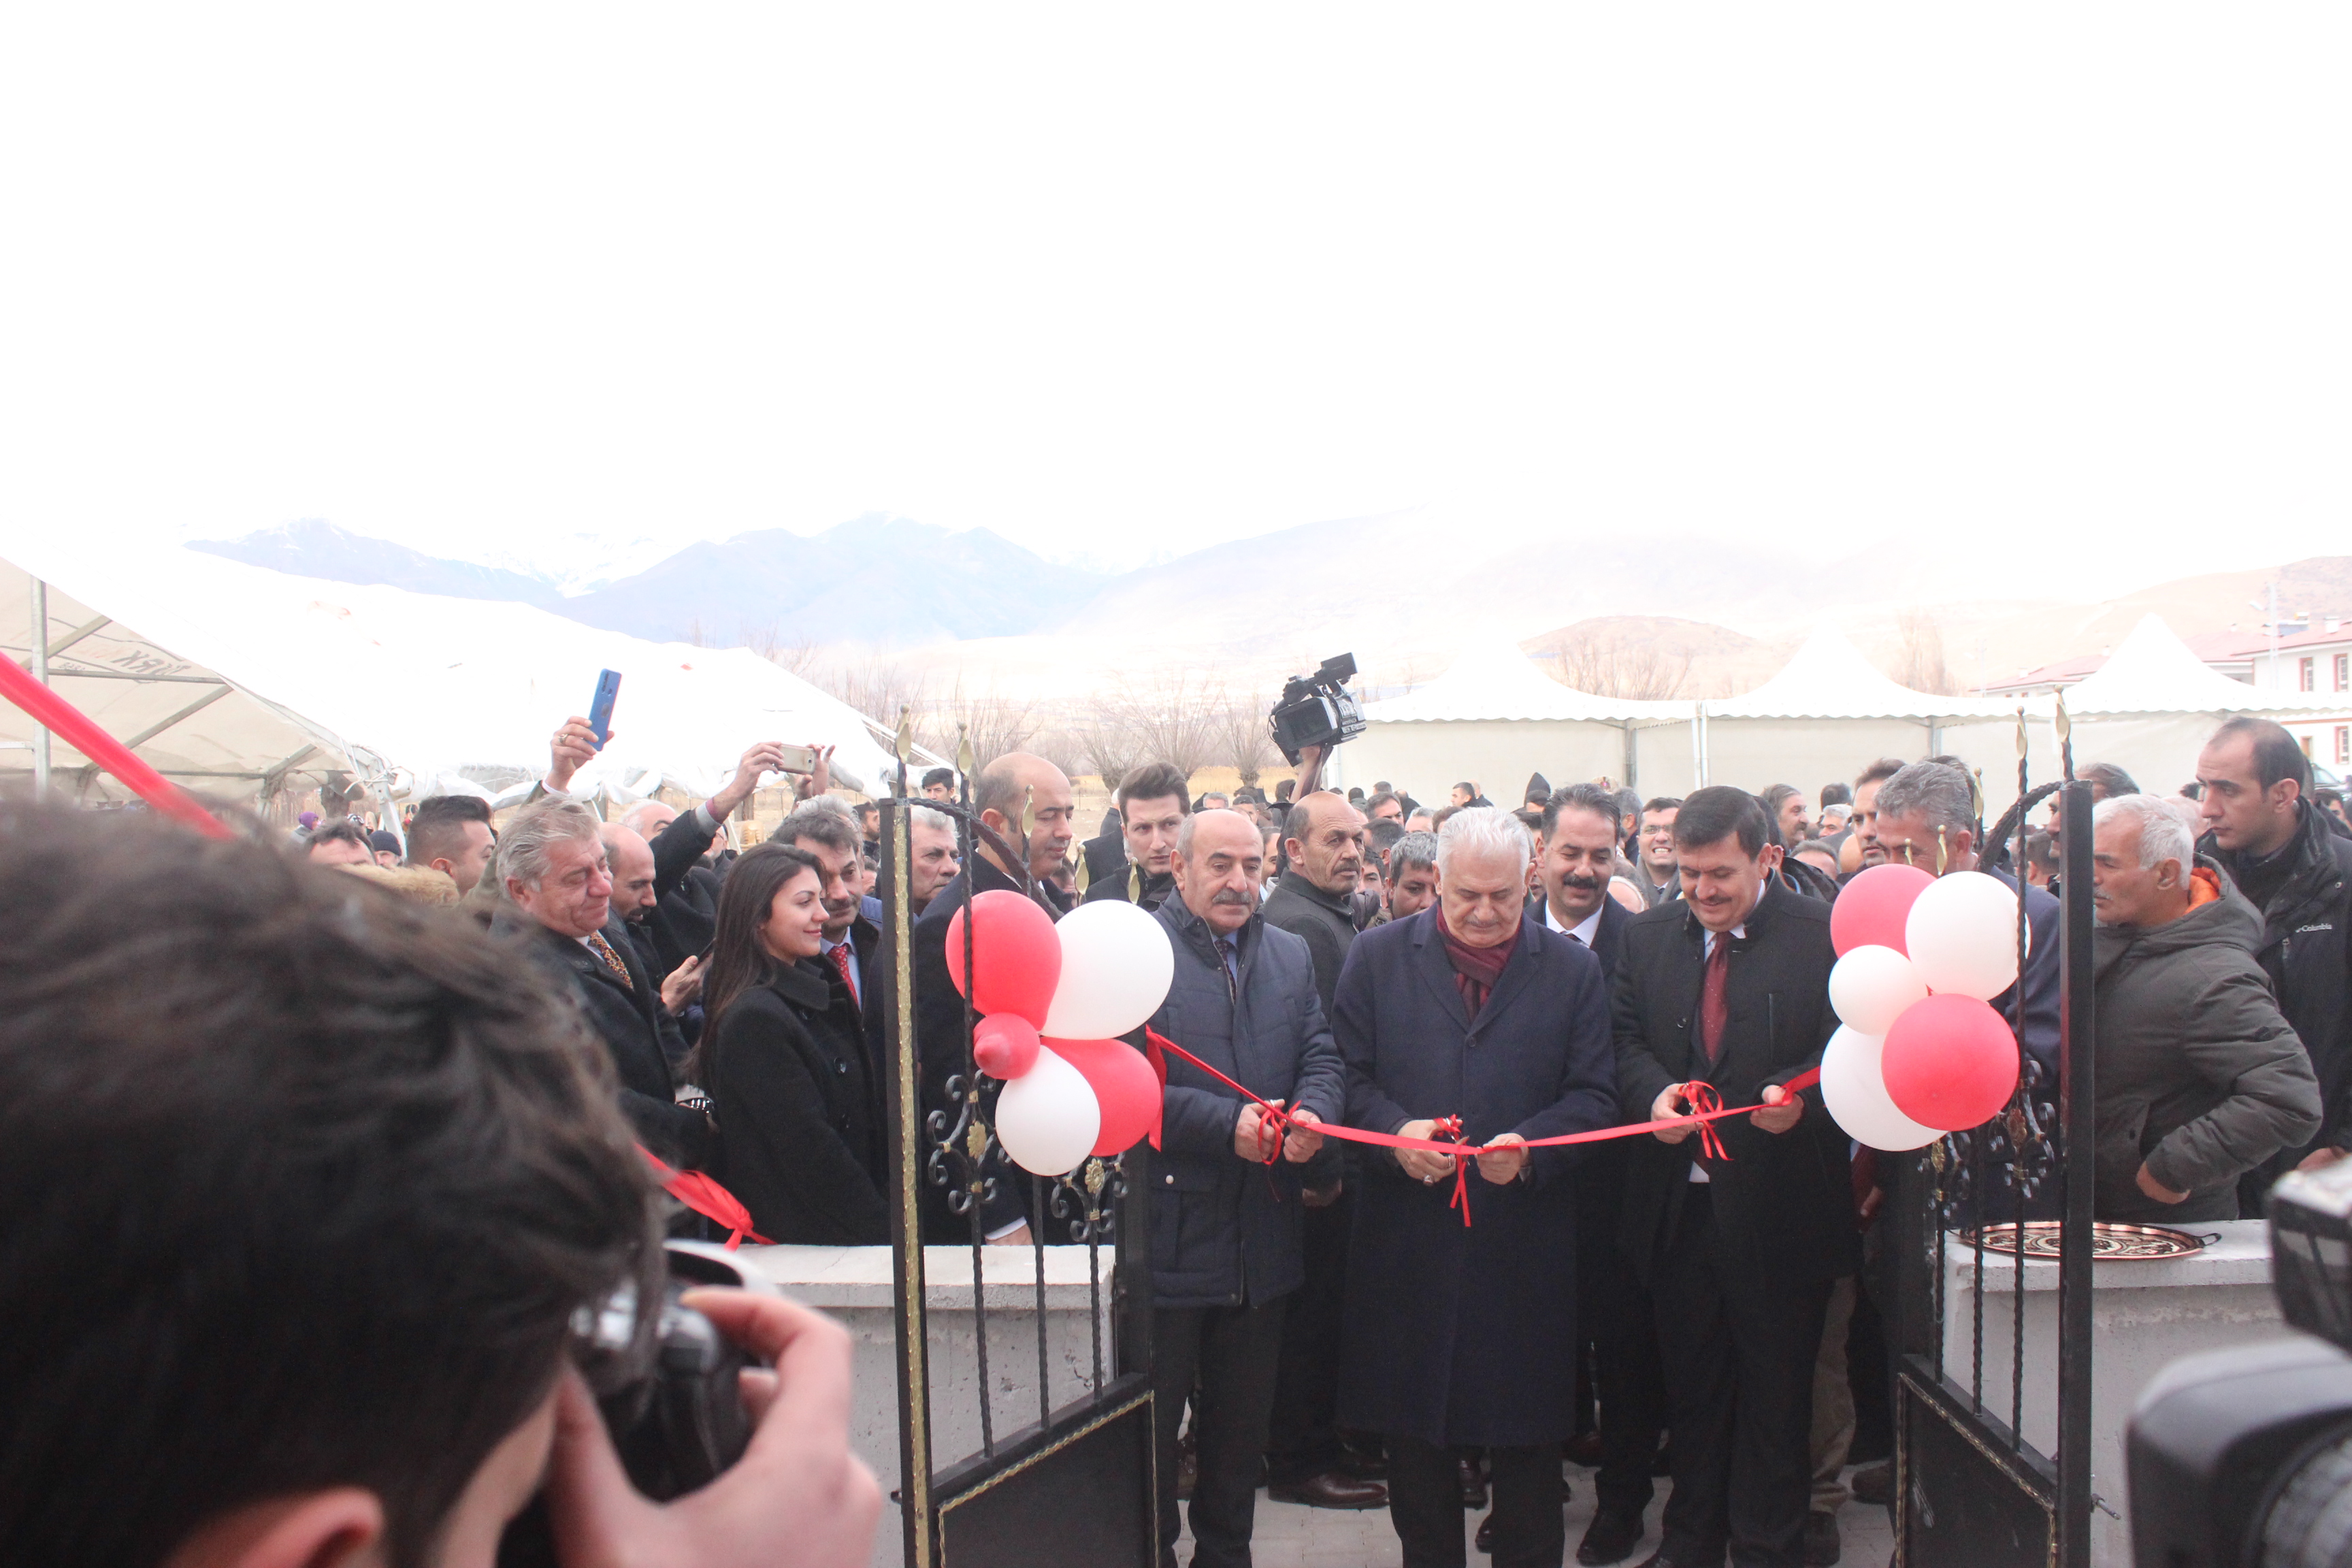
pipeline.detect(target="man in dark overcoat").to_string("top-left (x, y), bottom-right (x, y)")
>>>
top-left (1334, 806), bottom-right (1618, 1568)
top-left (1613, 787), bottom-right (1857, 1568)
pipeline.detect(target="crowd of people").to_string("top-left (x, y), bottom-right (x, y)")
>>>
top-left (14, 704), bottom-right (2351, 1568)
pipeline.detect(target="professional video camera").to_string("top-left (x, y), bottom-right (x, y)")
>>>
top-left (498, 1241), bottom-right (770, 1565)
top-left (1269, 653), bottom-right (1366, 766)
top-left (2129, 1158), bottom-right (2352, 1568)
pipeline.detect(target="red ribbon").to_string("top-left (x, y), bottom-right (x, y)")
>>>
top-left (638, 1145), bottom-right (771, 1248)
top-left (0, 654), bottom-right (231, 837)
top-left (1143, 1027), bottom-right (1820, 1227)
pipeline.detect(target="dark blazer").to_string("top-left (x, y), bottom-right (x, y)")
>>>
top-left (498, 909), bottom-right (716, 1172)
top-left (1541, 892), bottom-right (1634, 977)
top-left (1611, 883), bottom-right (1859, 1288)
top-left (908, 858), bottom-right (1049, 1240)
top-left (1333, 908), bottom-right (1619, 1447)
top-left (1147, 898), bottom-right (1346, 1309)
top-left (1262, 875), bottom-right (1358, 1016)
top-left (708, 960), bottom-right (891, 1244)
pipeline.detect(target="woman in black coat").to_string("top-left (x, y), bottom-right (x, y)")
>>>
top-left (696, 843), bottom-right (889, 1245)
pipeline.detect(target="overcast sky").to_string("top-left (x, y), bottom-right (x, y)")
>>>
top-left (3, 7), bottom-right (2346, 587)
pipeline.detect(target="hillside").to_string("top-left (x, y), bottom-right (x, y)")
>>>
top-left (190, 519), bottom-right (565, 606)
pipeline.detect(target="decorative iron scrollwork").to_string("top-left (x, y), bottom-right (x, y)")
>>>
top-left (926, 1071), bottom-right (1002, 1216)
top-left (1047, 1154), bottom-right (1128, 1243)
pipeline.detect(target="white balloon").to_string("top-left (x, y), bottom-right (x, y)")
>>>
top-left (1820, 1024), bottom-right (1942, 1152)
top-left (1828, 945), bottom-right (1929, 1036)
top-left (994, 1046), bottom-right (1101, 1177)
top-left (1042, 898), bottom-right (1177, 1039)
top-left (1905, 870), bottom-right (2028, 1002)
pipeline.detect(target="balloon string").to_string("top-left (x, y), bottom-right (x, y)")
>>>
top-left (1142, 1029), bottom-right (1819, 1228)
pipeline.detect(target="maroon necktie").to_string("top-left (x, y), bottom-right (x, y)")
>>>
top-left (828, 942), bottom-right (859, 1005)
top-left (1700, 935), bottom-right (1729, 1063)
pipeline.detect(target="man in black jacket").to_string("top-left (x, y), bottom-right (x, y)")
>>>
top-left (907, 751), bottom-right (1077, 1245)
top-left (1081, 761), bottom-right (1190, 912)
top-left (1539, 785), bottom-right (1659, 1565)
top-left (1145, 808), bottom-right (1348, 1568)
top-left (491, 798), bottom-right (715, 1173)
top-left (1256, 787), bottom-right (1385, 1512)
top-left (1614, 787), bottom-right (1856, 1568)
top-left (2198, 717), bottom-right (2352, 1186)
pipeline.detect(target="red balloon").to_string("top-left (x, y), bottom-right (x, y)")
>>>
top-left (1880, 994), bottom-right (2021, 1132)
top-left (1048, 1036), bottom-right (1164, 1156)
top-left (1830, 863), bottom-right (1936, 957)
top-left (945, 891), bottom-right (1062, 1028)
top-left (973, 1014), bottom-right (1042, 1080)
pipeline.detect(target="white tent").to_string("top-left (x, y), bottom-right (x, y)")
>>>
top-left (2048, 613), bottom-right (2352, 793)
top-left (1333, 637), bottom-right (1692, 802)
top-left (1692, 628), bottom-right (2051, 814)
top-left (0, 533), bottom-right (926, 820)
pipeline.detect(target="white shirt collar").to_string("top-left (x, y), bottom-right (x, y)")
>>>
top-left (1543, 899), bottom-right (1604, 947)
top-left (1702, 922), bottom-right (1747, 955)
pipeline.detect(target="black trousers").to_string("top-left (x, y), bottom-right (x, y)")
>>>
top-left (1388, 1433), bottom-right (1564, 1568)
top-left (1265, 1188), bottom-right (1350, 1482)
top-left (1154, 1297), bottom-right (1288, 1568)
top-left (1580, 1230), bottom-right (1668, 1518)
top-left (1653, 1186), bottom-right (1833, 1568)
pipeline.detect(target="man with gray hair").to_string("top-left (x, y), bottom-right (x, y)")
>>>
top-left (2089, 793), bottom-right (2319, 1222)
top-left (1335, 806), bottom-right (1618, 1565)
top-left (1384, 831), bottom-right (1440, 921)
top-left (491, 798), bottom-right (714, 1171)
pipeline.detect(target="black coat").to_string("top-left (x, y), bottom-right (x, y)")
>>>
top-left (708, 960), bottom-right (891, 1244)
top-left (1146, 897), bottom-right (1345, 1309)
top-left (909, 858), bottom-right (1051, 1240)
top-left (644, 807), bottom-right (724, 981)
top-left (1610, 883), bottom-right (1859, 1289)
top-left (2210, 802), bottom-right (2352, 1159)
top-left (1333, 908), bottom-right (1619, 1446)
top-left (1261, 874), bottom-right (1358, 1016)
top-left (499, 909), bottom-right (716, 1172)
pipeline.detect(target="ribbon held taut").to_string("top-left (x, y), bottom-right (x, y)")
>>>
top-left (1143, 1027), bottom-right (1819, 1227)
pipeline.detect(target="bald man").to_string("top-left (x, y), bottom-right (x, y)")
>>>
top-left (905, 751), bottom-right (1078, 1246)
top-left (1264, 791), bottom-right (1369, 1013)
top-left (601, 822), bottom-right (704, 1033)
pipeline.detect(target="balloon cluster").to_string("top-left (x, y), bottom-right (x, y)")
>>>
top-left (945, 893), bottom-right (1177, 1177)
top-left (1819, 864), bottom-right (2027, 1151)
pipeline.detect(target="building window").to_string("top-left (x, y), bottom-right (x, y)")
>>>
top-left (2339, 726), bottom-right (2351, 766)
top-left (2301, 657), bottom-right (2317, 692)
top-left (2338, 653), bottom-right (2349, 691)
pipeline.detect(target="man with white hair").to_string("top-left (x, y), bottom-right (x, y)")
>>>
top-left (1333, 806), bottom-right (1618, 1567)
top-left (491, 798), bottom-right (713, 1170)
top-left (2089, 793), bottom-right (2319, 1222)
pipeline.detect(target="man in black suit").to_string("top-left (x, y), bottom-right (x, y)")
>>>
top-left (492, 798), bottom-right (715, 1173)
top-left (1613, 787), bottom-right (1857, 1568)
top-left (1538, 785), bottom-right (1661, 1566)
top-left (1081, 762), bottom-right (1190, 912)
top-left (907, 751), bottom-right (1077, 1245)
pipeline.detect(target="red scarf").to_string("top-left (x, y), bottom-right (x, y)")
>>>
top-left (1436, 906), bottom-right (1518, 1017)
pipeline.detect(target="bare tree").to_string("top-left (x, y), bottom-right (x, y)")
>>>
top-left (1544, 628), bottom-right (1692, 701)
top-left (1894, 610), bottom-right (1957, 696)
top-left (1210, 687), bottom-right (1277, 787)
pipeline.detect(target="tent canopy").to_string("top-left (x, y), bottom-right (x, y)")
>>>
top-left (0, 534), bottom-right (926, 807)
top-left (2063, 613), bottom-right (2347, 717)
top-left (1707, 627), bottom-right (2025, 721)
top-left (1364, 636), bottom-right (1691, 724)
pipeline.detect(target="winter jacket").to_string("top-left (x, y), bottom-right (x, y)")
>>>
top-left (1144, 896), bottom-right (1346, 1309)
top-left (2093, 864), bottom-right (2321, 1223)
top-left (1261, 872), bottom-right (1358, 1016)
top-left (2208, 802), bottom-right (2352, 1163)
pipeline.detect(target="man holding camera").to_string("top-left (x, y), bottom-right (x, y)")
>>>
top-left (0, 800), bottom-right (879, 1568)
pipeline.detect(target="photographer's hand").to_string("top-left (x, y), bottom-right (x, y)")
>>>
top-left (544, 1288), bottom-right (882, 1568)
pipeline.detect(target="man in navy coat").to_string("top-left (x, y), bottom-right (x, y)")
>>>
top-left (1335, 806), bottom-right (1619, 1568)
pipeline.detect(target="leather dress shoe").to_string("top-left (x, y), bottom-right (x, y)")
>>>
top-left (1850, 1460), bottom-right (1892, 1506)
top-left (1458, 1454), bottom-right (1488, 1509)
top-left (1634, 1552), bottom-right (1722, 1568)
top-left (1577, 1507), bottom-right (1644, 1565)
top-left (1564, 1431), bottom-right (1606, 1467)
top-left (1803, 1509), bottom-right (1841, 1566)
top-left (1475, 1513), bottom-right (1494, 1554)
top-left (1267, 1471), bottom-right (1388, 1510)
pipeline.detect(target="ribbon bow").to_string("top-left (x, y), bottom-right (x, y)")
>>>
top-left (639, 1146), bottom-right (772, 1249)
top-left (1678, 1083), bottom-right (1732, 1163)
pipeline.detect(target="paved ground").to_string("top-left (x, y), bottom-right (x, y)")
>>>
top-left (1179, 1463), bottom-right (1896, 1568)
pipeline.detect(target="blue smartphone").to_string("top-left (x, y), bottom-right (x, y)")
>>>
top-left (587, 669), bottom-right (622, 751)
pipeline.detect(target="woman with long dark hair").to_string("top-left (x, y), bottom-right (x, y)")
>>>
top-left (697, 843), bottom-right (889, 1244)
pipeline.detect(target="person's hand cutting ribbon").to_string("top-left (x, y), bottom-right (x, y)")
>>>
top-left (1392, 1119), bottom-right (1456, 1183)
top-left (1475, 1132), bottom-right (1529, 1186)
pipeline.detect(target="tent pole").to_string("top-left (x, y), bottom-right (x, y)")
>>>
top-left (1622, 719), bottom-right (1637, 794)
top-left (29, 579), bottom-right (50, 797)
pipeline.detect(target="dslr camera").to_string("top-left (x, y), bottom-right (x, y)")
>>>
top-left (497, 1241), bottom-right (771, 1565)
top-left (1269, 653), bottom-right (1366, 766)
top-left (2129, 1159), bottom-right (2352, 1568)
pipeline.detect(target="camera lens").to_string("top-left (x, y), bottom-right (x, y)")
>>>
top-left (2260, 1425), bottom-right (2352, 1568)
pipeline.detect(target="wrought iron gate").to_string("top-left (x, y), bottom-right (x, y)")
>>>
top-left (1890, 747), bottom-right (2097, 1567)
top-left (871, 731), bottom-right (1158, 1568)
